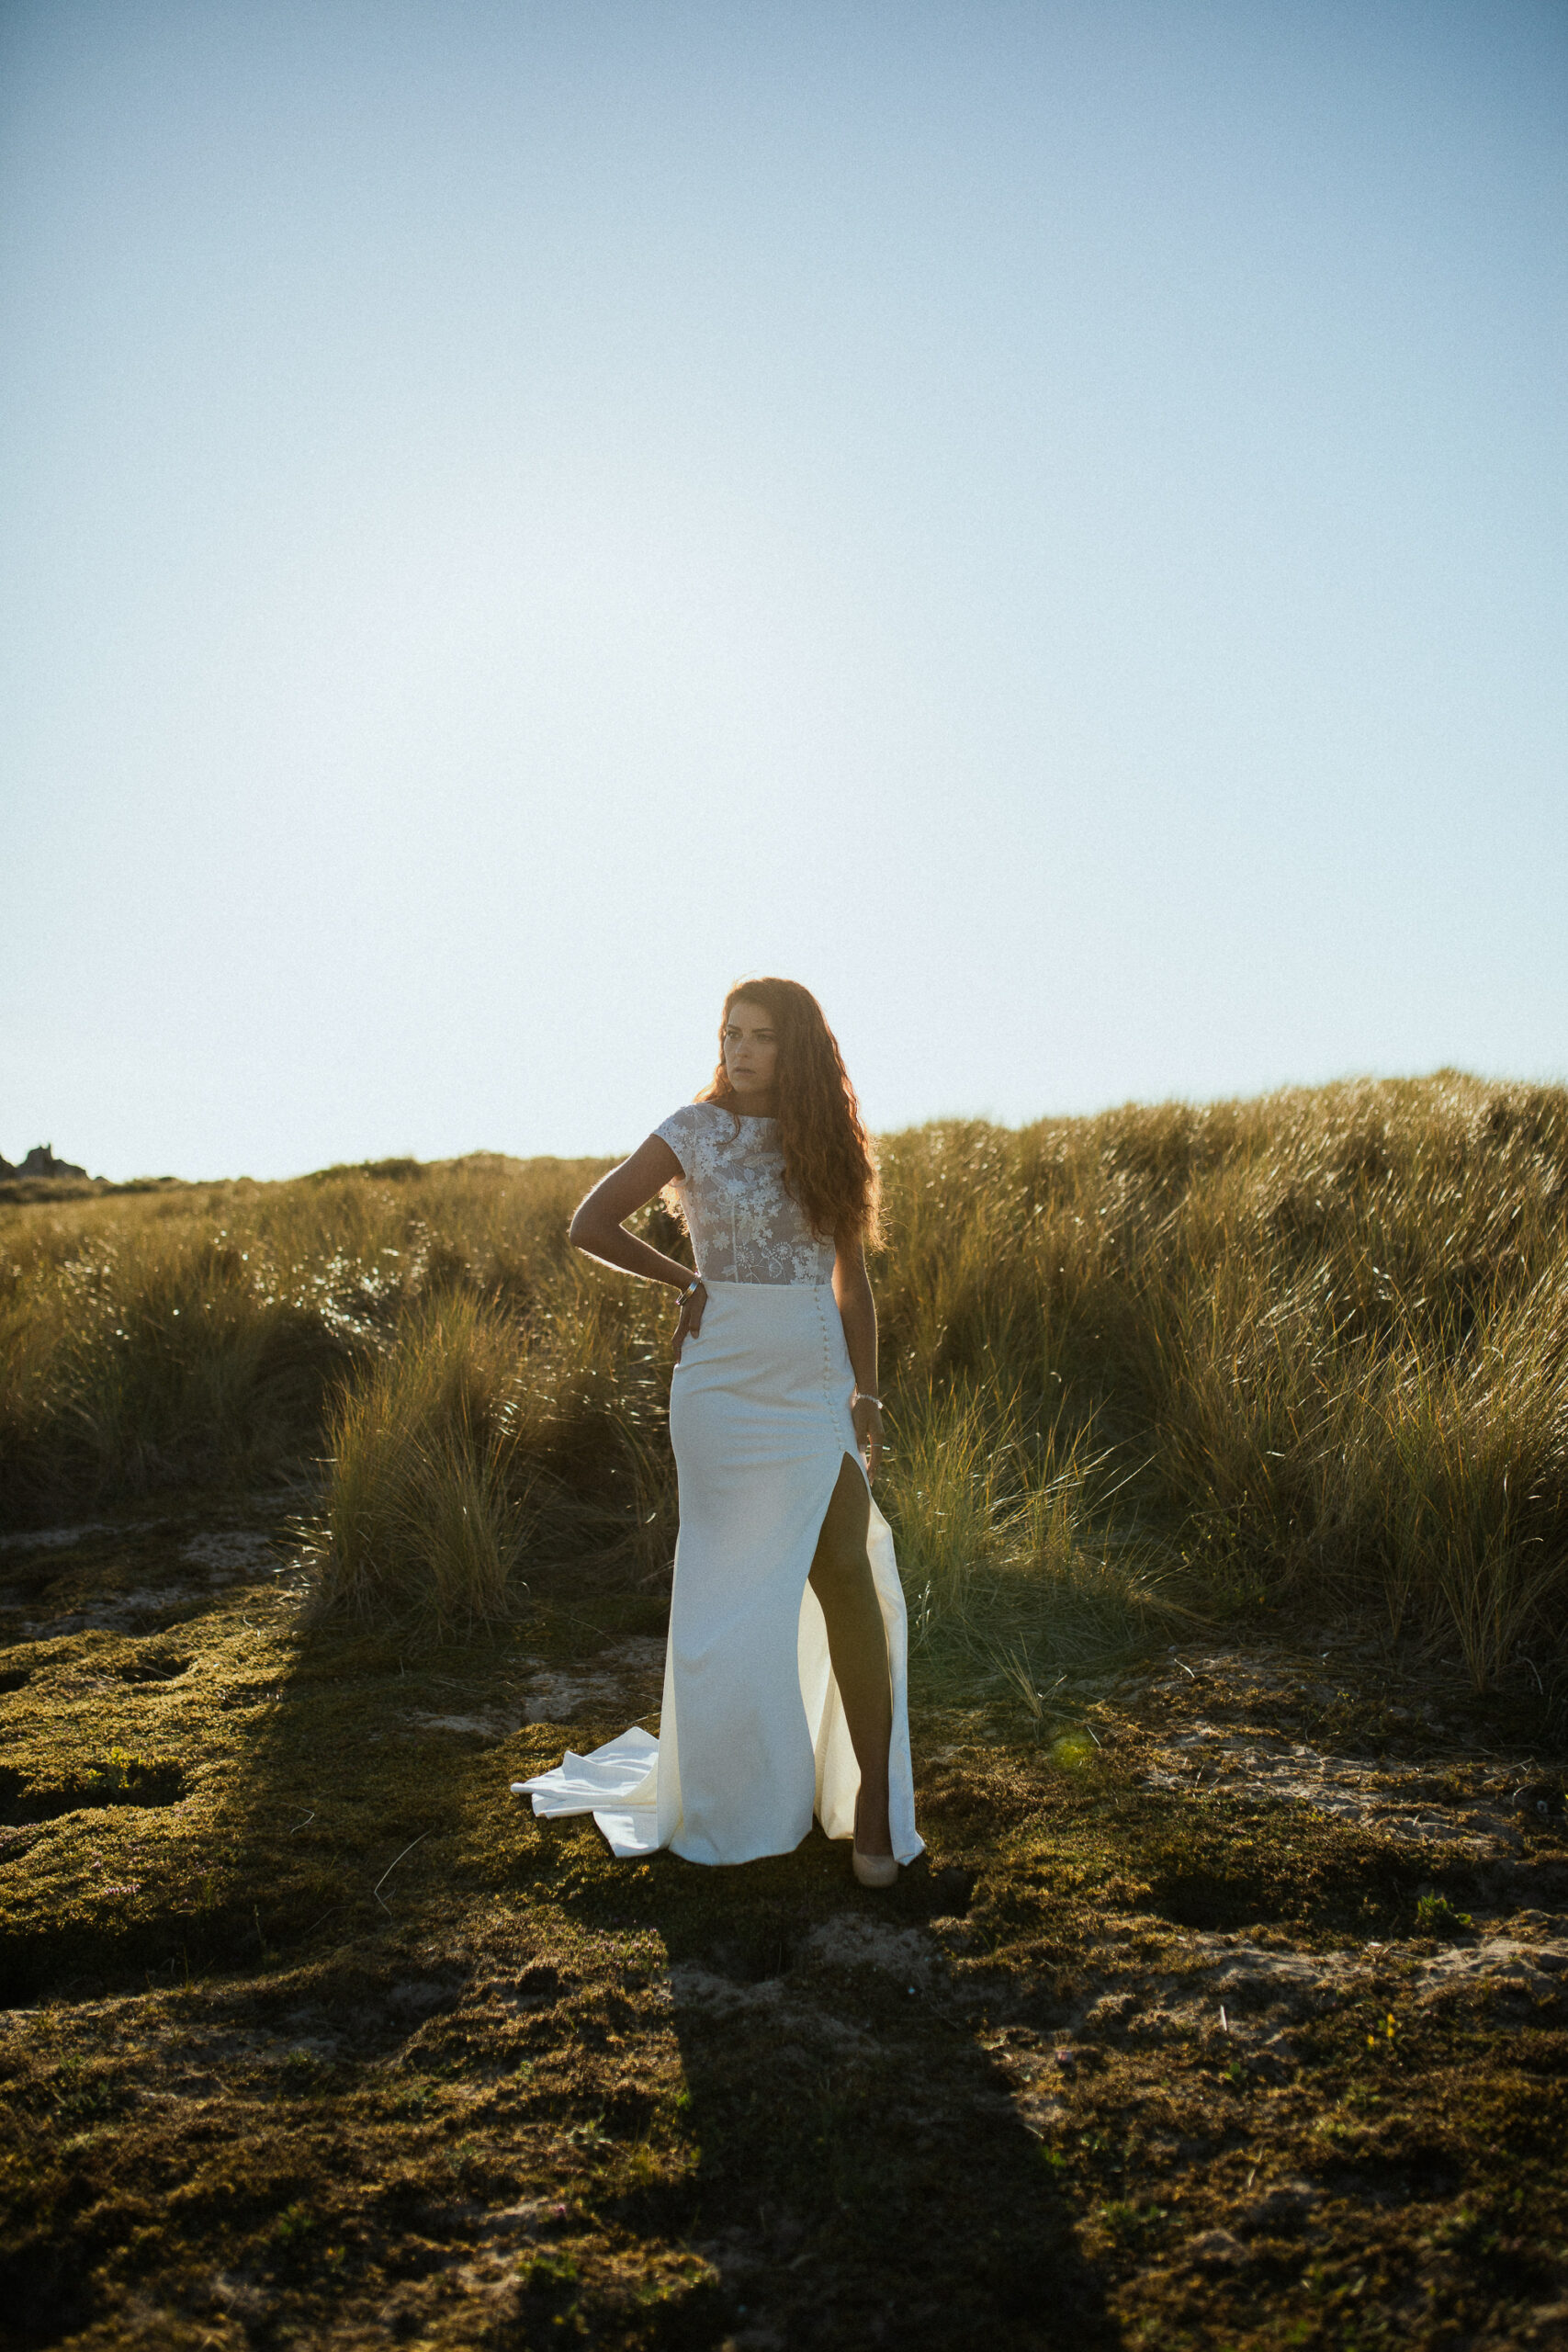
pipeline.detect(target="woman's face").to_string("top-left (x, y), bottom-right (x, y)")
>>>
top-left (721, 1000), bottom-right (779, 1098)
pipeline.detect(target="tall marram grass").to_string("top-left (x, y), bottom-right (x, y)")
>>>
top-left (888, 1376), bottom-right (1184, 1679)
top-left (871, 1076), bottom-right (1568, 1688)
top-left (0, 1155), bottom-right (606, 1510)
top-left (4, 1080), bottom-right (1565, 1682)
top-left (299, 1291), bottom-right (531, 1628)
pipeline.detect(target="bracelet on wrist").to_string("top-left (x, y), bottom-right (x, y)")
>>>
top-left (854, 1393), bottom-right (884, 1410)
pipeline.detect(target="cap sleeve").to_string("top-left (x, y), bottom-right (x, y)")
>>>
top-left (652, 1103), bottom-right (702, 1179)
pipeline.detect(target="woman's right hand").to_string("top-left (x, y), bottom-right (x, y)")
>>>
top-left (672, 1279), bottom-right (706, 1363)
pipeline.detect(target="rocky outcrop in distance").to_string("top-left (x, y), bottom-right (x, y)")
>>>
top-left (0, 1145), bottom-right (90, 1182)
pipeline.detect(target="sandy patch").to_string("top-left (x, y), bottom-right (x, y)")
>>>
top-left (802, 1913), bottom-right (942, 1989)
top-left (180, 1532), bottom-right (282, 1575)
top-left (521, 1636), bottom-right (666, 1724)
top-left (1142, 1726), bottom-right (1518, 1854)
top-left (411, 1711), bottom-right (517, 1739)
top-left (1050, 1923), bottom-right (1568, 2052)
top-left (401, 1639), bottom-right (668, 1742)
top-left (21, 1586), bottom-right (204, 1636)
top-left (0, 1522), bottom-right (119, 1553)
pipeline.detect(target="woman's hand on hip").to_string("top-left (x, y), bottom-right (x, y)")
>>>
top-left (672, 1279), bottom-right (706, 1362)
top-left (852, 1395), bottom-right (884, 1484)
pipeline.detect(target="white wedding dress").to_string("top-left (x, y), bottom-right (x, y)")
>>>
top-left (514, 1102), bottom-right (923, 1867)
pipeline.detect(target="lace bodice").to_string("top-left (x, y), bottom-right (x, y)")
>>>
top-left (653, 1102), bottom-right (838, 1285)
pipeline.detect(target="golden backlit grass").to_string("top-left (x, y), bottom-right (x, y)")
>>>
top-left (3, 1075), bottom-right (1565, 1688)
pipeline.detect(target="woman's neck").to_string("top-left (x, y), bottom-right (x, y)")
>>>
top-left (722, 1084), bottom-right (777, 1118)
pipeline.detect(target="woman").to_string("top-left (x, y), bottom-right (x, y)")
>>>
top-left (514, 978), bottom-right (922, 1885)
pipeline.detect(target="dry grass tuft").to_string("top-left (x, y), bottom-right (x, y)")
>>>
top-left (298, 1291), bottom-right (533, 1630)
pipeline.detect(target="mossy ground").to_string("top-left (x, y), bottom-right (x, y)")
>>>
top-left (2, 1506), bottom-right (1565, 2350)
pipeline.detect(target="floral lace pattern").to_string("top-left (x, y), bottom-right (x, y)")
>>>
top-left (653, 1103), bottom-right (837, 1286)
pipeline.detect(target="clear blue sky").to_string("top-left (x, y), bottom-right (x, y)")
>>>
top-left (3, 0), bottom-right (1563, 1180)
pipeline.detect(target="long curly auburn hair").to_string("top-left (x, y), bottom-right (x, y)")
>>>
top-left (699, 978), bottom-right (881, 1247)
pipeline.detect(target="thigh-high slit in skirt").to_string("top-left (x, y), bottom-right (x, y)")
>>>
top-left (514, 1280), bottom-right (923, 1866)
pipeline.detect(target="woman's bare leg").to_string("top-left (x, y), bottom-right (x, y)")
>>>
top-left (809, 1453), bottom-right (894, 1855)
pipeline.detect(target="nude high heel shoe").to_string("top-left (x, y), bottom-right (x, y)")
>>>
top-left (852, 1788), bottom-right (897, 1888)
top-left (852, 1846), bottom-right (898, 1889)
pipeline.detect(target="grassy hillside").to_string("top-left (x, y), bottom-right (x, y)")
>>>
top-left (3, 1078), bottom-right (1567, 2349)
top-left (3, 1076), bottom-right (1565, 1693)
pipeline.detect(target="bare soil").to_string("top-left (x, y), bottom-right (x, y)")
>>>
top-left (1, 1506), bottom-right (1565, 2349)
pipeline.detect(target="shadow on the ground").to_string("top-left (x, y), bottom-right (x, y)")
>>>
top-left (552, 1831), bottom-right (1122, 2350)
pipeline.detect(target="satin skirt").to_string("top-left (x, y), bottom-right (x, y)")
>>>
top-left (514, 1280), bottom-right (923, 1867)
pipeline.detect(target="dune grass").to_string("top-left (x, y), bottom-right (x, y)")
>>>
top-left (0, 1152), bottom-right (604, 1510)
top-left (297, 1290), bottom-right (532, 1631)
top-left (3, 1076), bottom-right (1565, 1688)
